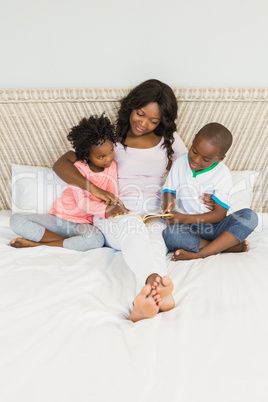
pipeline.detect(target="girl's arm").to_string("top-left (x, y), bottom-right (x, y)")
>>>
top-left (53, 151), bottom-right (124, 205)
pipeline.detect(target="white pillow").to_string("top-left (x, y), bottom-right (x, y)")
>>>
top-left (228, 170), bottom-right (259, 213)
top-left (11, 164), bottom-right (258, 215)
top-left (12, 164), bottom-right (67, 214)
top-left (0, 210), bottom-right (12, 228)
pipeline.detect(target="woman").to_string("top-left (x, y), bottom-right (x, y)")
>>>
top-left (53, 79), bottom-right (210, 322)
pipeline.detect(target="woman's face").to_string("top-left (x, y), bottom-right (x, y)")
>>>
top-left (129, 102), bottom-right (161, 136)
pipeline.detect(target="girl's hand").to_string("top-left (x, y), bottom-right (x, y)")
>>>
top-left (105, 203), bottom-right (130, 218)
top-left (199, 193), bottom-right (215, 211)
top-left (90, 184), bottom-right (125, 207)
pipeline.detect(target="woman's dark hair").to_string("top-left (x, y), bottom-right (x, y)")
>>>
top-left (67, 114), bottom-right (117, 165)
top-left (116, 79), bottom-right (178, 169)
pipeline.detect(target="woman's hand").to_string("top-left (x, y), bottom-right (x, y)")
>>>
top-left (105, 203), bottom-right (130, 218)
top-left (199, 193), bottom-right (215, 211)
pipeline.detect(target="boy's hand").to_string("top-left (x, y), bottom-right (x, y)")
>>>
top-left (163, 212), bottom-right (185, 225)
top-left (199, 193), bottom-right (215, 211)
top-left (105, 203), bottom-right (130, 218)
top-left (162, 192), bottom-right (176, 214)
top-left (162, 200), bottom-right (176, 214)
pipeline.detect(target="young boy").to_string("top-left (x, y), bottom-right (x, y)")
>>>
top-left (161, 122), bottom-right (258, 261)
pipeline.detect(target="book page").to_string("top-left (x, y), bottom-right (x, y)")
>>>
top-left (113, 212), bottom-right (172, 222)
top-left (142, 213), bottom-right (172, 222)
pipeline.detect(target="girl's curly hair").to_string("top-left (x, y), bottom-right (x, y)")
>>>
top-left (116, 79), bottom-right (178, 170)
top-left (67, 114), bottom-right (117, 165)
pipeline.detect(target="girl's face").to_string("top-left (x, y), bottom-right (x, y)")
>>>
top-left (189, 136), bottom-right (225, 172)
top-left (129, 102), bottom-right (161, 137)
top-left (88, 140), bottom-right (115, 172)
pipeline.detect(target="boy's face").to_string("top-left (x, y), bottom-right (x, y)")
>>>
top-left (188, 136), bottom-right (225, 172)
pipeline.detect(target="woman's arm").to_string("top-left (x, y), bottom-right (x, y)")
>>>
top-left (53, 151), bottom-right (88, 190)
top-left (53, 151), bottom-right (124, 205)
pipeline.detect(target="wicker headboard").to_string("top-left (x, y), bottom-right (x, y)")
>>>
top-left (0, 87), bottom-right (267, 212)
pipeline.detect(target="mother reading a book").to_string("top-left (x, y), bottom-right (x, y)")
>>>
top-left (53, 79), bottom-right (212, 322)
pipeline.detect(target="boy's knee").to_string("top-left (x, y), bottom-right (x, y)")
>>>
top-left (231, 208), bottom-right (258, 233)
top-left (241, 208), bottom-right (258, 229)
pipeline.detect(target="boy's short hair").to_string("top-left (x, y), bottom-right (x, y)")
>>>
top-left (196, 122), bottom-right (233, 156)
top-left (67, 114), bottom-right (117, 163)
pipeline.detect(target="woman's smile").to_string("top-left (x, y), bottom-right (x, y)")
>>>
top-left (135, 124), bottom-right (146, 133)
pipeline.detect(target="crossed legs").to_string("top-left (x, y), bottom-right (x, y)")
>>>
top-left (9, 213), bottom-right (104, 251)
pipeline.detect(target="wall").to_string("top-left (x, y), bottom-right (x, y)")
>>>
top-left (1, 0), bottom-right (268, 88)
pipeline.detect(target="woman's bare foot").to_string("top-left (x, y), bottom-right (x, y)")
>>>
top-left (9, 237), bottom-right (64, 248)
top-left (223, 240), bottom-right (249, 253)
top-left (147, 275), bottom-right (175, 312)
top-left (128, 284), bottom-right (161, 323)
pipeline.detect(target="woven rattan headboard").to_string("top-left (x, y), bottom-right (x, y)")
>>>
top-left (0, 87), bottom-right (267, 212)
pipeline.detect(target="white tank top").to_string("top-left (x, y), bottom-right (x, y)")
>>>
top-left (114, 132), bottom-right (187, 211)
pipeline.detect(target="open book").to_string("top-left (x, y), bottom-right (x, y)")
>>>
top-left (114, 212), bottom-right (172, 222)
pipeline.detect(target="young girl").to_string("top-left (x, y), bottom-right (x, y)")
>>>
top-left (53, 79), bottom-right (214, 322)
top-left (9, 115), bottom-right (128, 251)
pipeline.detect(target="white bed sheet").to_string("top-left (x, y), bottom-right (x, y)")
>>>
top-left (0, 213), bottom-right (268, 402)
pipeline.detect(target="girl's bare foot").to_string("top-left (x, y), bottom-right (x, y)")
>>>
top-left (128, 284), bottom-right (161, 323)
top-left (9, 238), bottom-right (41, 248)
top-left (223, 240), bottom-right (249, 253)
top-left (9, 237), bottom-right (64, 248)
top-left (147, 275), bottom-right (175, 312)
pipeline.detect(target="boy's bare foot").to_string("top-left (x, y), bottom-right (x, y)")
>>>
top-left (172, 249), bottom-right (199, 261)
top-left (9, 238), bottom-right (41, 248)
top-left (223, 240), bottom-right (249, 253)
top-left (147, 275), bottom-right (175, 312)
top-left (128, 284), bottom-right (161, 323)
top-left (172, 240), bottom-right (250, 261)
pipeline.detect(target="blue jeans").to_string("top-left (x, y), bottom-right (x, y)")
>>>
top-left (10, 213), bottom-right (104, 251)
top-left (162, 208), bottom-right (258, 252)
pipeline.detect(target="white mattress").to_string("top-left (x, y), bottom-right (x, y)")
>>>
top-left (0, 212), bottom-right (268, 402)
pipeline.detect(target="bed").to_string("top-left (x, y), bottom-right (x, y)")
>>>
top-left (0, 87), bottom-right (268, 402)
